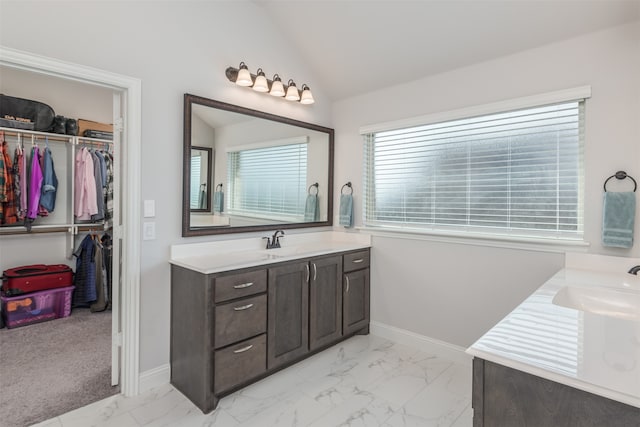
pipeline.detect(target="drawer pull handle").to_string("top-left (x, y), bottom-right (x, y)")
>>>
top-left (233, 344), bottom-right (253, 354)
top-left (312, 263), bottom-right (317, 281)
top-left (352, 258), bottom-right (364, 263)
top-left (233, 282), bottom-right (254, 289)
top-left (233, 303), bottom-right (254, 311)
top-left (345, 276), bottom-right (350, 293)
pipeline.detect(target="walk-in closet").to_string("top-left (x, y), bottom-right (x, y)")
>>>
top-left (0, 65), bottom-right (122, 427)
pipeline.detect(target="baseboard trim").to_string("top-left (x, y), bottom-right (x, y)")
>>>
top-left (139, 363), bottom-right (170, 393)
top-left (370, 321), bottom-right (472, 366)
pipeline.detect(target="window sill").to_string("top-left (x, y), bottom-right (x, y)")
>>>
top-left (356, 226), bottom-right (590, 254)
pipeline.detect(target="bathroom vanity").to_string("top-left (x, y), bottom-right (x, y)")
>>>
top-left (468, 254), bottom-right (640, 426)
top-left (169, 232), bottom-right (370, 413)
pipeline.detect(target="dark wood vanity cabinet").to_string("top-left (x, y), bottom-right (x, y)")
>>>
top-left (343, 250), bottom-right (370, 336)
top-left (309, 255), bottom-right (343, 351)
top-left (473, 358), bottom-right (640, 427)
top-left (267, 261), bottom-right (309, 369)
top-left (170, 248), bottom-right (370, 413)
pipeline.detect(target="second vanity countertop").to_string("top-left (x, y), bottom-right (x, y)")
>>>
top-left (170, 231), bottom-right (371, 274)
top-left (467, 253), bottom-right (640, 409)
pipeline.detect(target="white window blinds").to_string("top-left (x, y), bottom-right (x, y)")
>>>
top-left (190, 154), bottom-right (202, 209)
top-left (363, 100), bottom-right (585, 239)
top-left (227, 142), bottom-right (308, 219)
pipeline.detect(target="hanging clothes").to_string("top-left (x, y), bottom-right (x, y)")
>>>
top-left (103, 151), bottom-right (114, 229)
top-left (90, 150), bottom-right (105, 222)
top-left (26, 146), bottom-right (43, 220)
top-left (1, 134), bottom-right (18, 225)
top-left (39, 145), bottom-right (58, 212)
top-left (72, 233), bottom-right (97, 307)
top-left (13, 144), bottom-right (26, 221)
top-left (74, 147), bottom-right (98, 220)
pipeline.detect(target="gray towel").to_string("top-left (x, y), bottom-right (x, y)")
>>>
top-left (304, 194), bottom-right (319, 222)
top-left (213, 190), bottom-right (224, 213)
top-left (602, 191), bottom-right (636, 248)
top-left (339, 194), bottom-right (353, 228)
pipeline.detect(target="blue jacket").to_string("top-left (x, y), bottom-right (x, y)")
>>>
top-left (39, 147), bottom-right (58, 212)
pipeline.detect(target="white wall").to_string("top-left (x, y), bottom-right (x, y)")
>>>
top-left (333, 21), bottom-right (640, 347)
top-left (0, 1), bottom-right (332, 373)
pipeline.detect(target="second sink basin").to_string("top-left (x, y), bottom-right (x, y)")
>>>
top-left (552, 285), bottom-right (640, 321)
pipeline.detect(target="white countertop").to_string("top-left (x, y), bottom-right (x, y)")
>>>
top-left (170, 231), bottom-right (371, 274)
top-left (467, 254), bottom-right (640, 408)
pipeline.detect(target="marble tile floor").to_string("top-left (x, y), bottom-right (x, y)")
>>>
top-left (32, 335), bottom-right (472, 427)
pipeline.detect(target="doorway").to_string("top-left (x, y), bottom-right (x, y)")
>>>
top-left (0, 46), bottom-right (142, 397)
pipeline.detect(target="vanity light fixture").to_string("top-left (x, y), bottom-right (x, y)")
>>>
top-left (285, 79), bottom-right (300, 101)
top-left (252, 68), bottom-right (269, 93)
top-left (300, 84), bottom-right (315, 105)
top-left (235, 62), bottom-right (253, 87)
top-left (225, 63), bottom-right (315, 105)
top-left (270, 74), bottom-right (285, 97)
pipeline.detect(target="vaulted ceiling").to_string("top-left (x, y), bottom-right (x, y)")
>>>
top-left (254, 0), bottom-right (640, 102)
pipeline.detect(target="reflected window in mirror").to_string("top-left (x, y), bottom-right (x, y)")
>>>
top-left (189, 146), bottom-right (212, 212)
top-left (227, 138), bottom-right (308, 222)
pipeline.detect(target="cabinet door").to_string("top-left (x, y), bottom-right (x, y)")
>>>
top-left (309, 255), bottom-right (343, 351)
top-left (343, 268), bottom-right (370, 336)
top-left (267, 261), bottom-right (309, 369)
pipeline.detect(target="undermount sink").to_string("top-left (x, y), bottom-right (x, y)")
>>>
top-left (552, 285), bottom-right (640, 321)
top-left (259, 246), bottom-right (315, 257)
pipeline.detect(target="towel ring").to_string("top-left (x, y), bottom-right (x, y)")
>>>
top-left (308, 182), bottom-right (319, 195)
top-left (215, 183), bottom-right (223, 191)
top-left (341, 182), bottom-right (353, 195)
top-left (604, 171), bottom-right (637, 192)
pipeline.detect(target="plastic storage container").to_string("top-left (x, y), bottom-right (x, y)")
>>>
top-left (1, 286), bottom-right (74, 328)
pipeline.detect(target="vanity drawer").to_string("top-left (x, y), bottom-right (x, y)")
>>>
top-left (214, 294), bottom-right (267, 348)
top-left (343, 250), bottom-right (370, 273)
top-left (215, 269), bottom-right (267, 303)
top-left (214, 333), bottom-right (266, 393)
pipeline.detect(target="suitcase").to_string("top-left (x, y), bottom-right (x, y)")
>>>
top-left (2, 264), bottom-right (73, 296)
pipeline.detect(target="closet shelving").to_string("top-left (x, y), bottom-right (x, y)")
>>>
top-left (1, 126), bottom-right (113, 256)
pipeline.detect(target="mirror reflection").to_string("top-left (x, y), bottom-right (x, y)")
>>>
top-left (189, 146), bottom-right (212, 212)
top-left (183, 94), bottom-right (334, 236)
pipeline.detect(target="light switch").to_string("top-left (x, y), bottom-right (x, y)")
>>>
top-left (144, 200), bottom-right (155, 218)
top-left (143, 222), bottom-right (156, 240)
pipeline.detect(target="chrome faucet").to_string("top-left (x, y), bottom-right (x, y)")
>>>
top-left (263, 230), bottom-right (285, 249)
top-left (628, 265), bottom-right (640, 275)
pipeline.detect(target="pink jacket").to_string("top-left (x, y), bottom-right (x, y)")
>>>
top-left (74, 147), bottom-right (98, 220)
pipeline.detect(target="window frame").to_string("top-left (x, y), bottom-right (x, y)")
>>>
top-left (359, 86), bottom-right (591, 249)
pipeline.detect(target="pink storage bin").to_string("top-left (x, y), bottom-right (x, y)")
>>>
top-left (1, 285), bottom-right (74, 329)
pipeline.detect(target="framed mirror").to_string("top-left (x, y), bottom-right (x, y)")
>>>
top-left (182, 93), bottom-right (334, 237)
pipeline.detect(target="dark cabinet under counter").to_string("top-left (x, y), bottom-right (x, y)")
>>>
top-left (170, 248), bottom-right (371, 413)
top-left (473, 358), bottom-right (640, 427)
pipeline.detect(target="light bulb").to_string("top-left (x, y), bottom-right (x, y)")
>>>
top-left (235, 62), bottom-right (253, 87)
top-left (285, 79), bottom-right (300, 101)
top-left (253, 68), bottom-right (268, 92)
top-left (300, 84), bottom-right (315, 105)
top-left (270, 74), bottom-right (285, 97)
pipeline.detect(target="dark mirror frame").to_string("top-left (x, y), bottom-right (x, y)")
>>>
top-left (189, 145), bottom-right (213, 213)
top-left (182, 93), bottom-right (334, 237)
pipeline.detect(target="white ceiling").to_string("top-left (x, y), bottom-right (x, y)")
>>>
top-left (254, 0), bottom-right (640, 102)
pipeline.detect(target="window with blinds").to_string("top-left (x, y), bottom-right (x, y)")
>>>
top-left (227, 142), bottom-right (308, 220)
top-left (363, 100), bottom-right (585, 240)
top-left (190, 154), bottom-right (202, 209)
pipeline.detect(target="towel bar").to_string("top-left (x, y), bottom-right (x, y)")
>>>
top-left (603, 171), bottom-right (637, 192)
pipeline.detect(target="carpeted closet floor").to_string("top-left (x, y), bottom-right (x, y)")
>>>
top-left (0, 308), bottom-right (118, 427)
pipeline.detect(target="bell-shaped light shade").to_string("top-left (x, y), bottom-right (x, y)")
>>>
top-left (270, 74), bottom-right (285, 97)
top-left (235, 62), bottom-right (253, 87)
top-left (300, 84), bottom-right (315, 105)
top-left (253, 68), bottom-right (269, 93)
top-left (285, 79), bottom-right (300, 101)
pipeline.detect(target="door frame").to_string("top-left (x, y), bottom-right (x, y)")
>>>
top-left (0, 46), bottom-right (142, 396)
